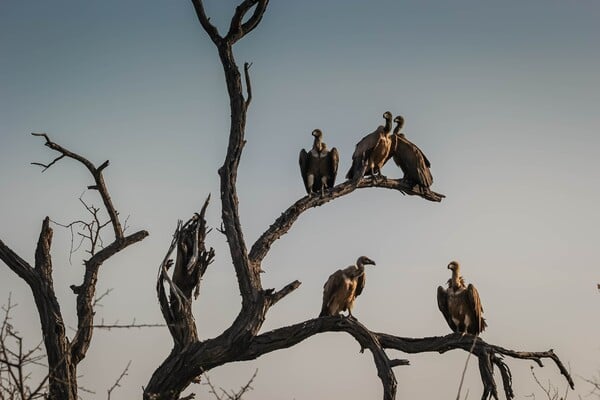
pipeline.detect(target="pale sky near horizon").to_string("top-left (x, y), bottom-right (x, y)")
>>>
top-left (1, 1), bottom-right (599, 399)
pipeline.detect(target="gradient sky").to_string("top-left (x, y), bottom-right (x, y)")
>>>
top-left (1, 1), bottom-right (599, 399)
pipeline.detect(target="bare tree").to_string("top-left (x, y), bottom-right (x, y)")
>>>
top-left (203, 369), bottom-right (258, 400)
top-left (144, 1), bottom-right (574, 400)
top-left (527, 366), bottom-right (571, 400)
top-left (580, 373), bottom-right (600, 399)
top-left (0, 296), bottom-right (48, 400)
top-left (0, 134), bottom-right (148, 400)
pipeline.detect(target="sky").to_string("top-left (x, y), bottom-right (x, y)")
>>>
top-left (1, 0), bottom-right (599, 399)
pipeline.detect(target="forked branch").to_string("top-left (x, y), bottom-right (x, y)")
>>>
top-left (2, 134), bottom-right (147, 399)
top-left (31, 132), bottom-right (124, 241)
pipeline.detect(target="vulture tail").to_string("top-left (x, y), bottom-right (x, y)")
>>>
top-left (345, 158), bottom-right (364, 181)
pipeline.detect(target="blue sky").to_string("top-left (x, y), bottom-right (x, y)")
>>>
top-left (1, 1), bottom-right (599, 399)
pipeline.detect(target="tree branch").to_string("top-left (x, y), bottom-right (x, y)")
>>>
top-left (70, 228), bottom-right (148, 364)
top-left (238, 318), bottom-right (572, 400)
top-left (243, 62), bottom-right (252, 108)
top-left (267, 280), bottom-right (301, 306)
top-left (34, 217), bottom-right (53, 280)
top-left (107, 360), bottom-right (131, 400)
top-left (155, 197), bottom-right (215, 350)
top-left (3, 135), bottom-right (150, 399)
top-left (241, 317), bottom-right (401, 400)
top-left (0, 240), bottom-right (37, 286)
top-left (31, 132), bottom-right (125, 241)
top-left (226, 0), bottom-right (269, 44)
top-left (249, 177), bottom-right (445, 265)
top-left (376, 332), bottom-right (574, 399)
top-left (190, 0), bottom-right (223, 45)
top-left (30, 134), bottom-right (150, 366)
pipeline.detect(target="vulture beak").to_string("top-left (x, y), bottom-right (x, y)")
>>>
top-left (367, 258), bottom-right (376, 266)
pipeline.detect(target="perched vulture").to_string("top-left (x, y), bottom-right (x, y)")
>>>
top-left (299, 129), bottom-right (339, 196)
top-left (319, 256), bottom-right (376, 318)
top-left (388, 115), bottom-right (433, 190)
top-left (345, 111), bottom-right (393, 181)
top-left (437, 261), bottom-right (487, 335)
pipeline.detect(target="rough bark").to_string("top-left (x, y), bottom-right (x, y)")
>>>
top-left (144, 2), bottom-right (571, 400)
top-left (0, 134), bottom-right (148, 399)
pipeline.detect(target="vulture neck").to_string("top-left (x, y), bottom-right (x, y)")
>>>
top-left (353, 260), bottom-right (367, 277)
top-left (450, 268), bottom-right (464, 289)
top-left (312, 135), bottom-right (323, 152)
top-left (384, 116), bottom-right (393, 135)
top-left (393, 123), bottom-right (402, 135)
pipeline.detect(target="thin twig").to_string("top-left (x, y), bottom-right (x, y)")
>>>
top-left (456, 335), bottom-right (478, 400)
top-left (107, 360), bottom-right (131, 400)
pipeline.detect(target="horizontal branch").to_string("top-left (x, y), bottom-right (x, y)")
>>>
top-left (236, 317), bottom-right (572, 400)
top-left (249, 177), bottom-right (445, 265)
top-left (376, 332), bottom-right (574, 399)
top-left (241, 317), bottom-right (399, 400)
top-left (93, 323), bottom-right (165, 330)
top-left (267, 280), bottom-right (301, 306)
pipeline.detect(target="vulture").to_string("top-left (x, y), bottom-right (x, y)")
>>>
top-left (319, 256), bottom-right (376, 318)
top-left (299, 129), bottom-right (339, 196)
top-left (388, 115), bottom-right (433, 191)
top-left (437, 261), bottom-right (487, 335)
top-left (345, 111), bottom-right (393, 181)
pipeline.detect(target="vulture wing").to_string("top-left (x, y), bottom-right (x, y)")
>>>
top-left (386, 134), bottom-right (399, 163)
top-left (354, 271), bottom-right (366, 298)
top-left (393, 136), bottom-right (433, 187)
top-left (352, 126), bottom-right (384, 159)
top-left (346, 126), bottom-right (384, 180)
top-left (417, 145), bottom-right (431, 168)
top-left (437, 286), bottom-right (457, 332)
top-left (327, 147), bottom-right (339, 188)
top-left (299, 149), bottom-right (310, 194)
top-left (319, 269), bottom-right (345, 317)
top-left (466, 284), bottom-right (487, 334)
top-left (412, 141), bottom-right (433, 186)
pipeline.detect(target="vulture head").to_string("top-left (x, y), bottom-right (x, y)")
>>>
top-left (383, 111), bottom-right (393, 120)
top-left (394, 115), bottom-right (405, 128)
top-left (447, 261), bottom-right (460, 272)
top-left (357, 256), bottom-right (376, 267)
top-left (312, 129), bottom-right (323, 138)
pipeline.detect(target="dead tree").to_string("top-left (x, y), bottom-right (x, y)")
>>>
top-left (144, 1), bottom-right (573, 400)
top-left (0, 134), bottom-right (148, 400)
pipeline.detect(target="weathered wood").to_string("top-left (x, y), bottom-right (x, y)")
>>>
top-left (249, 177), bottom-right (444, 265)
top-left (1, 135), bottom-right (148, 399)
